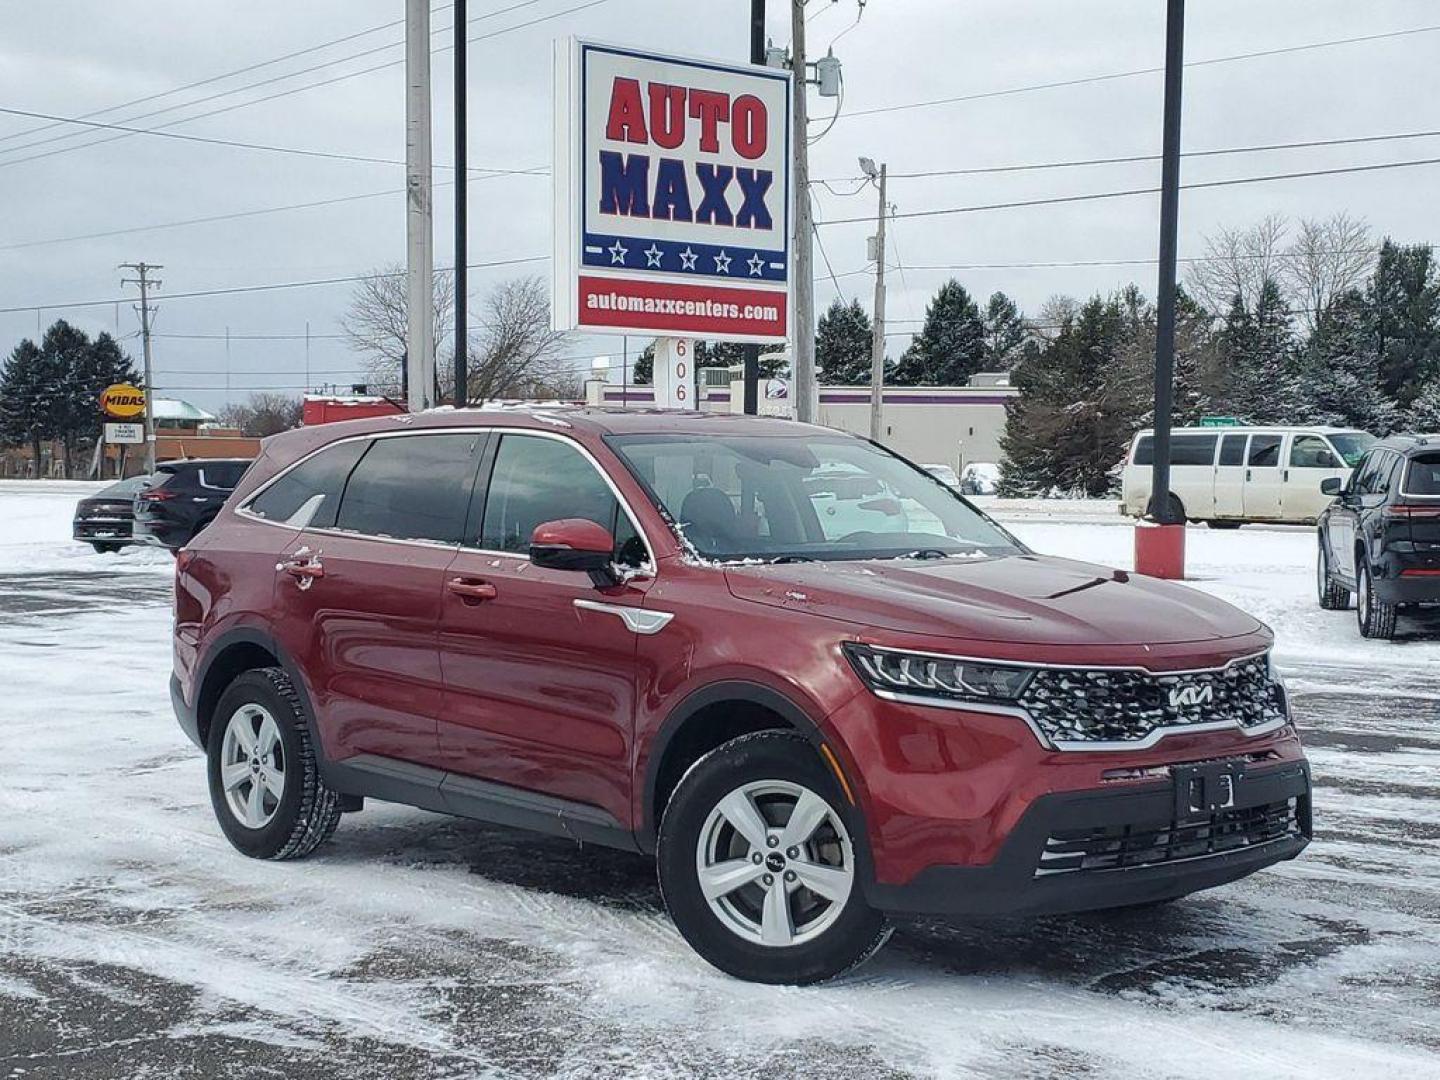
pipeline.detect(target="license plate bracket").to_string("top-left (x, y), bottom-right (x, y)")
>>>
top-left (1172, 760), bottom-right (1246, 821)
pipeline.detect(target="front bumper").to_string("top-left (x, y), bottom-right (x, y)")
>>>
top-left (134, 518), bottom-right (189, 549)
top-left (864, 759), bottom-right (1311, 916)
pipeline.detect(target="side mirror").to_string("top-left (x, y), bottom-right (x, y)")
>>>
top-left (1320, 477), bottom-right (1343, 496)
top-left (529, 518), bottom-right (618, 586)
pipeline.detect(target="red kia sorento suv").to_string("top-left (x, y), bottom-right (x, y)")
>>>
top-left (171, 409), bottom-right (1311, 984)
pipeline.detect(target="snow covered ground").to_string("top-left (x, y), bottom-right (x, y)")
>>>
top-left (2, 482), bottom-right (1438, 1078)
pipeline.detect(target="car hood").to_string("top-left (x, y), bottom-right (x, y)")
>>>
top-left (723, 553), bottom-right (1265, 647)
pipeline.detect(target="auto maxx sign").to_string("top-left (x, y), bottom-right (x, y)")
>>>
top-left (553, 39), bottom-right (792, 343)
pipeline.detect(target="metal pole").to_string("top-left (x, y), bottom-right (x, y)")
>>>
top-left (742, 0), bottom-right (765, 415)
top-left (868, 163), bottom-right (887, 443)
top-left (453, 0), bottom-right (468, 407)
top-left (789, 0), bottom-right (816, 423)
top-left (405, 0), bottom-right (435, 413)
top-left (1150, 0), bottom-right (1185, 522)
top-left (120, 261), bottom-right (161, 473)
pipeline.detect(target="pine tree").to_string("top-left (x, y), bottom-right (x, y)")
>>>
top-left (0, 338), bottom-right (57, 472)
top-left (1408, 379), bottom-right (1440, 433)
top-left (891, 279), bottom-right (986, 386)
top-left (982, 292), bottom-right (1027, 369)
top-left (1215, 279), bottom-right (1300, 423)
top-left (1368, 239), bottom-right (1440, 408)
top-left (815, 298), bottom-right (874, 385)
top-left (1293, 290), bottom-right (1398, 434)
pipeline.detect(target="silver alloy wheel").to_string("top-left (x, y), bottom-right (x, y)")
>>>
top-left (695, 780), bottom-right (855, 948)
top-left (219, 703), bottom-right (286, 829)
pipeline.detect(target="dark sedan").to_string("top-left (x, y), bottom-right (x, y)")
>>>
top-left (133, 458), bottom-right (252, 551)
top-left (73, 475), bottom-right (153, 553)
top-left (1317, 433), bottom-right (1440, 639)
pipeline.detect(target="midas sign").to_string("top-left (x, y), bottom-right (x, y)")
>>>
top-left (100, 383), bottom-right (146, 419)
top-left (553, 39), bottom-right (792, 343)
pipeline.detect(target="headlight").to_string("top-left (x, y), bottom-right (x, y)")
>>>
top-left (844, 644), bottom-right (1035, 704)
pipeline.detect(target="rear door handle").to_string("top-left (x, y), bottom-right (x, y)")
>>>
top-left (448, 577), bottom-right (497, 602)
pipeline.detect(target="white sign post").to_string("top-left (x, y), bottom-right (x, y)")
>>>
top-left (104, 422), bottom-right (145, 445)
top-left (553, 38), bottom-right (793, 359)
top-left (651, 338), bottom-right (695, 409)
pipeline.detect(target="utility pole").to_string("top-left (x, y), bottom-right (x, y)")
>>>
top-left (405, 0), bottom-right (435, 413)
top-left (1151, 0), bottom-right (1185, 524)
top-left (119, 261), bottom-right (161, 472)
top-left (789, 0), bottom-right (816, 423)
top-left (864, 160), bottom-right (887, 443)
top-left (452, 0), bottom-right (468, 407)
top-left (742, 0), bottom-right (765, 415)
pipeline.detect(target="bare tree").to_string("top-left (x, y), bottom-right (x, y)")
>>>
top-left (1282, 213), bottom-right (1375, 331)
top-left (340, 264), bottom-right (454, 396)
top-left (218, 393), bottom-right (303, 437)
top-left (1185, 214), bottom-right (1289, 316)
top-left (463, 276), bottom-right (570, 403)
top-left (1032, 294), bottom-right (1079, 342)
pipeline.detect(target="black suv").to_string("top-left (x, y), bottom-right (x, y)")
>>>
top-left (73, 475), bottom-right (151, 552)
top-left (134, 458), bottom-right (252, 551)
top-left (1317, 434), bottom-right (1440, 638)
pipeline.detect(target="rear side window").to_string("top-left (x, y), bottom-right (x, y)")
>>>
top-left (1406, 453), bottom-right (1440, 495)
top-left (479, 434), bottom-right (644, 565)
top-left (249, 441), bottom-right (367, 528)
top-left (1170, 434), bottom-right (1217, 466)
top-left (199, 461), bottom-right (250, 489)
top-left (1218, 434), bottom-right (1246, 466)
top-left (1132, 436), bottom-right (1153, 466)
top-left (1247, 434), bottom-right (1282, 467)
top-left (334, 434), bottom-right (481, 544)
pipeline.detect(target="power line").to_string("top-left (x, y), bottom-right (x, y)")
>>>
top-left (0, 1), bottom-right (550, 164)
top-left (0, 0), bottom-right (608, 171)
top-left (843, 24), bottom-right (1440, 121)
top-left (818, 128), bottom-right (1440, 182)
top-left (819, 155), bottom-right (1440, 227)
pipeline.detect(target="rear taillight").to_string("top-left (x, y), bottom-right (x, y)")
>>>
top-left (1400, 568), bottom-right (1440, 577)
top-left (1383, 505), bottom-right (1440, 520)
top-left (139, 489), bottom-right (176, 502)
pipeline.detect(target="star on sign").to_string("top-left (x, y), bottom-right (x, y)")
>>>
top-left (746, 253), bottom-right (766, 277)
top-left (607, 240), bottom-right (628, 265)
top-left (678, 246), bottom-right (699, 270)
top-left (643, 244), bottom-right (664, 268)
top-left (713, 250), bottom-right (732, 274)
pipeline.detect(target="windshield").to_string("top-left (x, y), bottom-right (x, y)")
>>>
top-left (608, 433), bottom-right (1024, 563)
top-left (1329, 432), bottom-right (1377, 467)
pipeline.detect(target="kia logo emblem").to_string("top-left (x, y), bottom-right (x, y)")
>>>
top-left (1168, 684), bottom-right (1214, 708)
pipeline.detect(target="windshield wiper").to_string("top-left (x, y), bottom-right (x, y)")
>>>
top-left (908, 548), bottom-right (953, 560)
top-left (770, 554), bottom-right (816, 564)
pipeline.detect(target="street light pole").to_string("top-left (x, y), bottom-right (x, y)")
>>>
top-left (789, 0), bottom-right (816, 423)
top-left (453, 0), bottom-right (468, 407)
top-left (119, 261), bottom-right (161, 473)
top-left (865, 161), bottom-right (887, 443)
top-left (1151, 0), bottom-right (1185, 523)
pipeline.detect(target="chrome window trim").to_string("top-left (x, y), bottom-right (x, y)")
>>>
top-left (870, 688), bottom-right (1290, 753)
top-left (236, 425), bottom-right (656, 569)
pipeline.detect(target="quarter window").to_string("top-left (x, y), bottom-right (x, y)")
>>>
top-left (1405, 453), bottom-right (1440, 495)
top-left (333, 434), bottom-right (481, 544)
top-left (479, 434), bottom-right (645, 567)
top-left (249, 440), bottom-right (367, 529)
top-left (1247, 434), bottom-right (1283, 467)
top-left (1218, 434), bottom-right (1246, 466)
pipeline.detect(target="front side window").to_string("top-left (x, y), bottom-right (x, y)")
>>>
top-left (333, 433), bottom-right (481, 544)
top-left (1248, 434), bottom-right (1283, 467)
top-left (249, 440), bottom-right (368, 529)
top-left (479, 434), bottom-right (646, 567)
top-left (1328, 431), bottom-right (1377, 467)
top-left (609, 433), bottom-right (1022, 563)
top-left (1289, 435), bottom-right (1338, 469)
top-left (1405, 452), bottom-right (1440, 495)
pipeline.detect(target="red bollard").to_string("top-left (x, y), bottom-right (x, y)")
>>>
top-left (1134, 522), bottom-right (1186, 579)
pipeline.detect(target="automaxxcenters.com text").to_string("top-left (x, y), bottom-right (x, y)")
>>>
top-left (585, 291), bottom-right (779, 324)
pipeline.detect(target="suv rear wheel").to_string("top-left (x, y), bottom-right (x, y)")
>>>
top-left (1356, 561), bottom-right (1398, 640)
top-left (657, 731), bottom-right (889, 985)
top-left (207, 668), bottom-right (342, 859)
top-left (1317, 540), bottom-right (1350, 610)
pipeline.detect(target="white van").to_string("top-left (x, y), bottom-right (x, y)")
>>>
top-left (1120, 426), bottom-right (1376, 526)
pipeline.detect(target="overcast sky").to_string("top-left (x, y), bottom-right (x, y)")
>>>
top-left (1, 0), bottom-right (1437, 411)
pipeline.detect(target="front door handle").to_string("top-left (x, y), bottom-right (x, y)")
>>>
top-left (448, 577), bottom-right (497, 603)
top-left (277, 551), bottom-right (324, 590)
top-left (1245, 468), bottom-right (1252, 481)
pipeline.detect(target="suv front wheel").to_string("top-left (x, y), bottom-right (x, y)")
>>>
top-left (207, 668), bottom-right (342, 859)
top-left (657, 731), bottom-right (890, 984)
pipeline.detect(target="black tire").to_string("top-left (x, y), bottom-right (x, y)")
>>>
top-left (206, 667), bottom-right (341, 860)
top-left (1205, 520), bottom-right (1243, 530)
top-left (1356, 561), bottom-right (1398, 640)
top-left (657, 731), bottom-right (890, 985)
top-left (89, 542), bottom-right (121, 554)
top-left (1317, 539), bottom-right (1350, 611)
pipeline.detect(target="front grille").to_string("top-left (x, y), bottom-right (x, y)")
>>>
top-left (1019, 655), bottom-right (1286, 745)
top-left (1035, 797), bottom-right (1301, 877)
